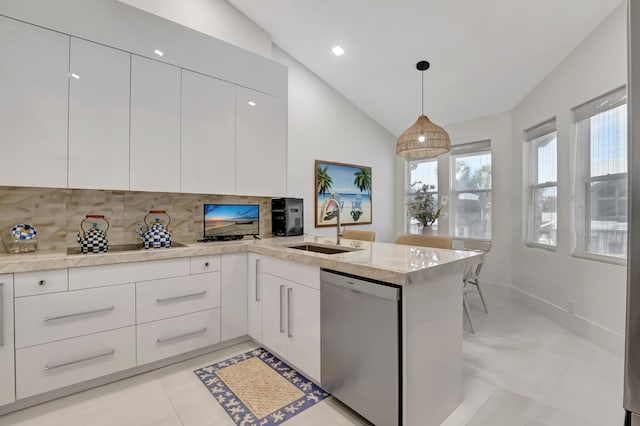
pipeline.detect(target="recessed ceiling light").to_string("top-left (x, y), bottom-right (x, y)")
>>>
top-left (154, 49), bottom-right (164, 57)
top-left (70, 73), bottom-right (80, 79)
top-left (332, 45), bottom-right (345, 56)
top-left (248, 101), bottom-right (256, 107)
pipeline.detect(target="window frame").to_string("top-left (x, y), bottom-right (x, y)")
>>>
top-left (572, 86), bottom-right (628, 264)
top-left (449, 141), bottom-right (492, 241)
top-left (525, 121), bottom-right (558, 250)
top-left (404, 158), bottom-right (439, 234)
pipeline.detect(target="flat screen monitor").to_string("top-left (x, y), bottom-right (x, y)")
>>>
top-left (203, 204), bottom-right (259, 240)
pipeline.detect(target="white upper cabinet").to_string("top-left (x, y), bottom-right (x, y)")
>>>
top-left (181, 70), bottom-right (235, 195)
top-left (235, 87), bottom-right (287, 196)
top-left (68, 38), bottom-right (130, 190)
top-left (130, 56), bottom-right (181, 192)
top-left (0, 17), bottom-right (69, 188)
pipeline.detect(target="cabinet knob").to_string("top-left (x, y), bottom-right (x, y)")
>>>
top-left (204, 262), bottom-right (210, 268)
top-left (39, 280), bottom-right (46, 286)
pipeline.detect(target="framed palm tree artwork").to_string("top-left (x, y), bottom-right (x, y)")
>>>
top-left (314, 160), bottom-right (372, 227)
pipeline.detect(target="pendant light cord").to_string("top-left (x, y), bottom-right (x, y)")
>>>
top-left (421, 70), bottom-right (424, 116)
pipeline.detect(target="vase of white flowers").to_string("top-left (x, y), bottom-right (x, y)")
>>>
top-left (406, 182), bottom-right (441, 234)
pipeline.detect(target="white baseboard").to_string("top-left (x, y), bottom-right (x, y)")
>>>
top-left (508, 285), bottom-right (624, 356)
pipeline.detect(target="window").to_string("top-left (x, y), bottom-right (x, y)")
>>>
top-left (450, 141), bottom-right (491, 239)
top-left (574, 86), bottom-right (627, 259)
top-left (405, 158), bottom-right (438, 233)
top-left (525, 119), bottom-right (557, 247)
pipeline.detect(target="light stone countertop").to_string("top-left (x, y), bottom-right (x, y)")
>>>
top-left (0, 235), bottom-right (481, 286)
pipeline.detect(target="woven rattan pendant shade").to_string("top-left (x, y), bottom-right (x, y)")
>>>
top-left (396, 60), bottom-right (450, 159)
top-left (396, 115), bottom-right (450, 158)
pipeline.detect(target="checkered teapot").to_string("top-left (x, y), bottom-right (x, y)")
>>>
top-left (138, 210), bottom-right (172, 249)
top-left (77, 215), bottom-right (109, 254)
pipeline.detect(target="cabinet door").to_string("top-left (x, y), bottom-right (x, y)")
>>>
top-left (181, 70), bottom-right (235, 194)
top-left (221, 253), bottom-right (248, 341)
top-left (235, 87), bottom-right (287, 196)
top-left (0, 274), bottom-right (15, 406)
top-left (286, 281), bottom-right (320, 383)
top-left (0, 17), bottom-right (69, 188)
top-left (247, 253), bottom-right (262, 341)
top-left (68, 37), bottom-right (130, 190)
top-left (130, 55), bottom-right (180, 192)
top-left (261, 273), bottom-right (288, 358)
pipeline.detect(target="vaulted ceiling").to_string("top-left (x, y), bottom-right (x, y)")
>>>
top-left (228, 0), bottom-right (624, 136)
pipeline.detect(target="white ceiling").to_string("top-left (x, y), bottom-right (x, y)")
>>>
top-left (227, 0), bottom-right (623, 136)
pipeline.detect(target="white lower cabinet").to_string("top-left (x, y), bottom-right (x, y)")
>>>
top-left (261, 273), bottom-right (320, 383)
top-left (4, 252), bottom-right (264, 407)
top-left (221, 253), bottom-right (248, 341)
top-left (137, 309), bottom-right (221, 365)
top-left (284, 281), bottom-right (321, 382)
top-left (16, 326), bottom-right (136, 399)
top-left (0, 275), bottom-right (15, 406)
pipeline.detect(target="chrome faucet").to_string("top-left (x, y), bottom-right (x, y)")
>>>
top-left (335, 201), bottom-right (342, 245)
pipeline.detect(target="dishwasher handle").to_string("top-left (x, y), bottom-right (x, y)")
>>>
top-left (320, 270), bottom-right (399, 301)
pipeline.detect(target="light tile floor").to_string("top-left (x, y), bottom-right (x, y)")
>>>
top-left (0, 287), bottom-right (624, 426)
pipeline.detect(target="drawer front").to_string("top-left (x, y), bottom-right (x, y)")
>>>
top-left (14, 268), bottom-right (68, 297)
top-left (69, 257), bottom-right (190, 290)
top-left (137, 309), bottom-right (220, 365)
top-left (190, 255), bottom-right (221, 274)
top-left (136, 272), bottom-right (221, 324)
top-left (262, 256), bottom-right (320, 289)
top-left (16, 326), bottom-right (136, 399)
top-left (15, 283), bottom-right (135, 349)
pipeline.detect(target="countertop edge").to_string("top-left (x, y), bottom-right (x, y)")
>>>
top-left (0, 237), bottom-right (482, 286)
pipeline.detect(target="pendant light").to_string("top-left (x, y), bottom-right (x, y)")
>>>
top-left (396, 60), bottom-right (450, 158)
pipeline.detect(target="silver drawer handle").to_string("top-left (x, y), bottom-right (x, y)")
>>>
top-left (43, 305), bottom-right (115, 322)
top-left (287, 287), bottom-right (293, 338)
top-left (255, 258), bottom-right (261, 302)
top-left (279, 285), bottom-right (285, 333)
top-left (157, 327), bottom-right (207, 343)
top-left (0, 283), bottom-right (4, 347)
top-left (156, 290), bottom-right (207, 303)
top-left (44, 349), bottom-right (115, 371)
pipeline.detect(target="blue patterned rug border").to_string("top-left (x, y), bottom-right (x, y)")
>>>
top-left (194, 348), bottom-right (329, 425)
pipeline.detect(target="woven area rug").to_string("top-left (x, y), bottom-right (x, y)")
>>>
top-left (194, 348), bottom-right (329, 425)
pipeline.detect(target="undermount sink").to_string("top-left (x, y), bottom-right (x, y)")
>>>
top-left (285, 243), bottom-right (355, 255)
top-left (67, 241), bottom-right (187, 255)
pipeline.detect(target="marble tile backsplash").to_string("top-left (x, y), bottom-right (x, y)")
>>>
top-left (0, 186), bottom-right (272, 253)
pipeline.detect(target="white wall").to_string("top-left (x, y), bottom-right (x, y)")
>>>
top-left (509, 3), bottom-right (627, 354)
top-left (117, 0), bottom-right (272, 58)
top-left (272, 46), bottom-right (397, 242)
top-left (443, 112), bottom-right (513, 288)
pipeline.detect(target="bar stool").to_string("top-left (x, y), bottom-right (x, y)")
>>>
top-left (342, 229), bottom-right (376, 242)
top-left (462, 240), bottom-right (491, 333)
top-left (393, 233), bottom-right (452, 249)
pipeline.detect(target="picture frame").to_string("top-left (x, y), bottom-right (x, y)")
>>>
top-left (315, 160), bottom-right (372, 228)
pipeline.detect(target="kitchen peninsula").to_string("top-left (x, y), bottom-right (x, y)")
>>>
top-left (0, 236), bottom-right (479, 425)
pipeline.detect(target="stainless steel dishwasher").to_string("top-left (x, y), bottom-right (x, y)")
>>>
top-left (320, 269), bottom-right (401, 426)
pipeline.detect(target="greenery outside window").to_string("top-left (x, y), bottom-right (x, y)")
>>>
top-left (405, 159), bottom-right (438, 234)
top-left (450, 141), bottom-right (492, 240)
